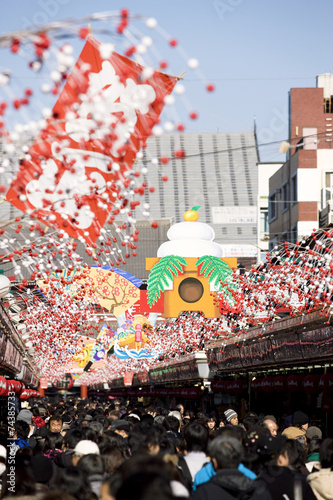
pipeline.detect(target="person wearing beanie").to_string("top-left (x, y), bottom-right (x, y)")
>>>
top-left (282, 411), bottom-right (309, 443)
top-left (17, 409), bottom-right (33, 426)
top-left (224, 409), bottom-right (238, 426)
top-left (17, 409), bottom-right (37, 448)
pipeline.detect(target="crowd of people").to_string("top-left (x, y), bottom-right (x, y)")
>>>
top-left (0, 396), bottom-right (332, 500)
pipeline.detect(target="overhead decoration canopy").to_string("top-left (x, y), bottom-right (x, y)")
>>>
top-left (0, 11), bottom-right (332, 385)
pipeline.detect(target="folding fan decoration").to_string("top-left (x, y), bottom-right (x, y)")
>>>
top-left (38, 265), bottom-right (142, 317)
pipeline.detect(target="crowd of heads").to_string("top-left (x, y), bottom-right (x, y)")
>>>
top-left (0, 396), bottom-right (332, 500)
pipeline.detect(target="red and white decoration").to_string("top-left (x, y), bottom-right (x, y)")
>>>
top-left (6, 37), bottom-right (178, 245)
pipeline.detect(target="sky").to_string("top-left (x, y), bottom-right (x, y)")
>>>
top-left (0, 0), bottom-right (332, 162)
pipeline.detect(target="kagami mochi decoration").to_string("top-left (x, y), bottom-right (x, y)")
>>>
top-left (146, 208), bottom-right (236, 318)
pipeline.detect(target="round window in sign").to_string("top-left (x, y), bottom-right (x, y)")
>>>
top-left (178, 277), bottom-right (204, 303)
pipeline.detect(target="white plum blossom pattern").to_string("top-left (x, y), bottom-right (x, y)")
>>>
top-left (25, 154), bottom-right (107, 229)
top-left (65, 59), bottom-right (156, 157)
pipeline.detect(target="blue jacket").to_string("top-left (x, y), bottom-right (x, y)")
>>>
top-left (193, 461), bottom-right (256, 491)
top-left (14, 438), bottom-right (30, 449)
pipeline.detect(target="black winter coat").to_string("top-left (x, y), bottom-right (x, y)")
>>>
top-left (257, 466), bottom-right (317, 500)
top-left (192, 469), bottom-right (272, 500)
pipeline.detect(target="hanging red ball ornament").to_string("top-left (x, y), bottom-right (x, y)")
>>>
top-left (160, 156), bottom-right (170, 164)
top-left (174, 149), bottom-right (185, 158)
top-left (79, 27), bottom-right (89, 39)
top-left (206, 83), bottom-right (215, 92)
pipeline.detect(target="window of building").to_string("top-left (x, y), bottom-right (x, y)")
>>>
top-left (291, 174), bottom-right (297, 205)
top-left (290, 224), bottom-right (298, 244)
top-left (282, 182), bottom-right (289, 212)
top-left (237, 227), bottom-right (242, 235)
top-left (323, 172), bottom-right (333, 207)
top-left (326, 172), bottom-right (333, 189)
top-left (282, 231), bottom-right (289, 243)
top-left (303, 127), bottom-right (318, 149)
top-left (269, 236), bottom-right (278, 252)
top-left (269, 192), bottom-right (278, 222)
top-left (324, 97), bottom-right (333, 114)
top-left (260, 209), bottom-right (269, 240)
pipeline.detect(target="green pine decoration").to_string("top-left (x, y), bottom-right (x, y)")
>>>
top-left (147, 255), bottom-right (187, 306)
top-left (196, 255), bottom-right (236, 296)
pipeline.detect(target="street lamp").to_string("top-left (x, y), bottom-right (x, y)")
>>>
top-left (0, 275), bottom-right (11, 299)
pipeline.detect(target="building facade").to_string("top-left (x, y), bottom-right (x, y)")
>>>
top-left (269, 74), bottom-right (333, 250)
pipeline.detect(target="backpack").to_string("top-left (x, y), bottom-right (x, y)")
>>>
top-left (177, 456), bottom-right (193, 491)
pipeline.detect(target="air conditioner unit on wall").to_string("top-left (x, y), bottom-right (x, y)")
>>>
top-left (9, 303), bottom-right (22, 314)
top-left (10, 313), bottom-right (22, 323)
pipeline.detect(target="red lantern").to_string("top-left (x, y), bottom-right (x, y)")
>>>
top-left (180, 388), bottom-right (201, 399)
top-left (287, 375), bottom-right (304, 392)
top-left (0, 376), bottom-right (6, 396)
top-left (319, 373), bottom-right (333, 393)
top-left (303, 374), bottom-right (321, 395)
top-left (261, 376), bottom-right (274, 393)
top-left (2, 379), bottom-right (8, 397)
top-left (224, 380), bottom-right (235, 393)
top-left (39, 378), bottom-right (48, 390)
top-left (211, 380), bottom-right (226, 393)
top-left (52, 374), bottom-right (73, 390)
top-left (274, 375), bottom-right (287, 392)
top-left (229, 379), bottom-right (247, 395)
top-left (6, 380), bottom-right (13, 393)
top-left (20, 389), bottom-right (29, 399)
top-left (251, 378), bottom-right (263, 392)
top-left (8, 380), bottom-right (21, 393)
top-left (14, 381), bottom-right (22, 393)
top-left (124, 372), bottom-right (134, 387)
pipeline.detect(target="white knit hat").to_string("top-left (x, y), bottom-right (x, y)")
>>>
top-left (224, 409), bottom-right (238, 422)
